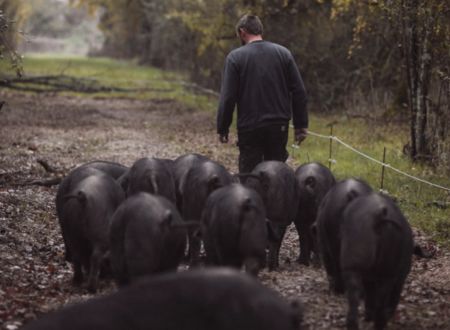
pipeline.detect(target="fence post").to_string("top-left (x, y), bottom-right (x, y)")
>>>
top-left (328, 125), bottom-right (334, 170)
top-left (380, 147), bottom-right (387, 191)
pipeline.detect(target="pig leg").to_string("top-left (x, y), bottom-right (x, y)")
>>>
top-left (363, 281), bottom-right (376, 321)
top-left (372, 281), bottom-right (393, 330)
top-left (87, 247), bottom-right (103, 293)
top-left (203, 235), bottom-right (219, 265)
top-left (310, 222), bottom-right (321, 266)
top-left (70, 245), bottom-right (87, 286)
top-left (72, 260), bottom-right (83, 286)
top-left (109, 215), bottom-right (128, 286)
top-left (344, 271), bottom-right (362, 330)
top-left (334, 270), bottom-right (345, 294)
top-left (385, 276), bottom-right (407, 320)
top-left (60, 229), bottom-right (72, 262)
top-left (188, 231), bottom-right (201, 267)
top-left (296, 209), bottom-right (318, 266)
top-left (267, 224), bottom-right (287, 271)
top-left (310, 239), bottom-right (321, 266)
top-left (244, 257), bottom-right (261, 277)
top-left (296, 216), bottom-right (312, 266)
top-left (321, 246), bottom-right (344, 294)
top-left (328, 243), bottom-right (345, 294)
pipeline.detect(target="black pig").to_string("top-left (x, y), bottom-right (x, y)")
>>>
top-left (60, 171), bottom-right (124, 292)
top-left (241, 161), bottom-right (299, 271)
top-left (56, 161), bottom-right (127, 263)
top-left (314, 178), bottom-right (372, 294)
top-left (173, 153), bottom-right (209, 211)
top-left (294, 162), bottom-right (335, 265)
top-left (21, 268), bottom-right (303, 330)
top-left (79, 160), bottom-right (128, 179)
top-left (126, 157), bottom-right (176, 203)
top-left (182, 160), bottom-right (233, 265)
top-left (341, 192), bottom-right (414, 330)
top-left (201, 184), bottom-right (268, 276)
top-left (109, 192), bottom-right (186, 285)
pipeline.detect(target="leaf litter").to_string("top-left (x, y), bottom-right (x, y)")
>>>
top-left (0, 91), bottom-right (448, 329)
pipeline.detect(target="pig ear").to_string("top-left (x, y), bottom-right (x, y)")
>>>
top-left (242, 197), bottom-right (252, 212)
top-left (346, 189), bottom-right (358, 202)
top-left (162, 210), bottom-right (173, 227)
top-left (305, 176), bottom-right (316, 188)
top-left (379, 206), bottom-right (388, 218)
top-left (208, 175), bottom-right (221, 191)
top-left (259, 171), bottom-right (270, 190)
top-left (117, 171), bottom-right (129, 192)
top-left (310, 222), bottom-right (318, 238)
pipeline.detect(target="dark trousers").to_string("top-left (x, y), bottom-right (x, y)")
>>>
top-left (237, 123), bottom-right (289, 173)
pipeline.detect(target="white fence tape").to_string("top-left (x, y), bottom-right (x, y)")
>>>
top-left (291, 128), bottom-right (450, 192)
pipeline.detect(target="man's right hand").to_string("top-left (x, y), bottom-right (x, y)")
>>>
top-left (294, 128), bottom-right (308, 145)
top-left (219, 133), bottom-right (229, 143)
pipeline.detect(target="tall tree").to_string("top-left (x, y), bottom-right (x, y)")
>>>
top-left (397, 0), bottom-right (449, 161)
top-left (333, 0), bottom-right (449, 165)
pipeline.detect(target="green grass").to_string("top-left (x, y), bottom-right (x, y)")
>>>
top-left (0, 54), bottom-right (216, 111)
top-left (1, 55), bottom-right (448, 247)
top-left (289, 114), bottom-right (450, 247)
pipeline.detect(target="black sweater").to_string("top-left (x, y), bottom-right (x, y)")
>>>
top-left (217, 40), bottom-right (308, 135)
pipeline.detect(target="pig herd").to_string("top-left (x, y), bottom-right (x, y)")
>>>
top-left (22, 153), bottom-right (427, 330)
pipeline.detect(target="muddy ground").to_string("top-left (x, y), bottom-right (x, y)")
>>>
top-left (0, 90), bottom-right (449, 329)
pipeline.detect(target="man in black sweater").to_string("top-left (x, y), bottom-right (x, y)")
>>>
top-left (217, 15), bottom-right (308, 173)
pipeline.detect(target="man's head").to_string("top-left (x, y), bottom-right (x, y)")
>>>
top-left (235, 15), bottom-right (263, 45)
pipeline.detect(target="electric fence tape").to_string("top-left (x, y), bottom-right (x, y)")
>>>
top-left (291, 129), bottom-right (450, 192)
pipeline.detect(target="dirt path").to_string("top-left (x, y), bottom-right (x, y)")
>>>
top-left (0, 91), bottom-right (448, 329)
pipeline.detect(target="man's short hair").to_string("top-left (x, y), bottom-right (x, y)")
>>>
top-left (235, 15), bottom-right (263, 36)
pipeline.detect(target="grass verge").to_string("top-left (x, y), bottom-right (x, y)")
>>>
top-left (289, 114), bottom-right (449, 247)
top-left (0, 54), bottom-right (217, 112)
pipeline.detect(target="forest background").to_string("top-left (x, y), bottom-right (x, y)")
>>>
top-left (1, 0), bottom-right (449, 172)
top-left (0, 3), bottom-right (449, 327)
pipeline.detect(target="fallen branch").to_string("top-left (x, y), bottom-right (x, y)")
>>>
top-left (37, 158), bottom-right (59, 174)
top-left (177, 81), bottom-right (220, 97)
top-left (0, 74), bottom-right (173, 94)
top-left (28, 177), bottom-right (62, 187)
top-left (0, 177), bottom-right (62, 187)
top-left (0, 159), bottom-right (66, 187)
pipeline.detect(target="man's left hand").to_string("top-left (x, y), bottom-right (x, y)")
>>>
top-left (219, 133), bottom-right (229, 143)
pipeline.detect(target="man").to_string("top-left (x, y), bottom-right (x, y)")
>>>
top-left (217, 14), bottom-right (308, 173)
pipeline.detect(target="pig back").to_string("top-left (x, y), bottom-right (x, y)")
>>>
top-left (251, 161), bottom-right (298, 225)
top-left (21, 268), bottom-right (302, 330)
top-left (340, 192), bottom-right (414, 276)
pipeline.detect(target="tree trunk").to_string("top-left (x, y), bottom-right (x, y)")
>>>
top-left (401, 0), bottom-right (433, 161)
top-left (401, 0), bottom-right (418, 159)
top-left (415, 18), bottom-right (430, 159)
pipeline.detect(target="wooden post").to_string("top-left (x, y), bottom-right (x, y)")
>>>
top-left (380, 147), bottom-right (387, 191)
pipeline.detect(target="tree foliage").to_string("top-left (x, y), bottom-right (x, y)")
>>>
top-left (0, 0), bottom-right (29, 77)
top-left (333, 0), bottom-right (449, 164)
top-left (7, 0), bottom-right (450, 168)
top-left (25, 0), bottom-right (88, 38)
